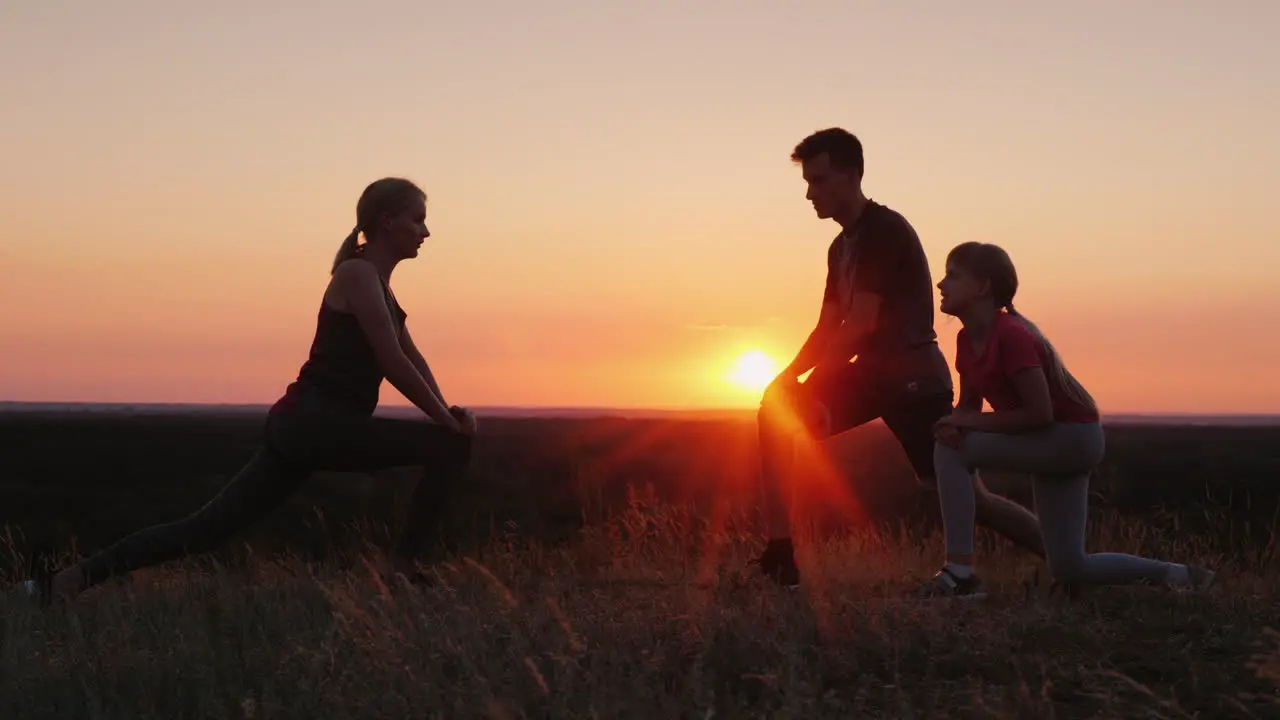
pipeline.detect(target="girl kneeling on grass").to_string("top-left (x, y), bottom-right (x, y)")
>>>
top-left (919, 241), bottom-right (1214, 598)
top-left (24, 177), bottom-right (475, 605)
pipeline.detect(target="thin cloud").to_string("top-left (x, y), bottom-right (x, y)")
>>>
top-left (685, 317), bottom-right (783, 332)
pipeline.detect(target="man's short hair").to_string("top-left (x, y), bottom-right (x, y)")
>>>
top-left (791, 128), bottom-right (864, 177)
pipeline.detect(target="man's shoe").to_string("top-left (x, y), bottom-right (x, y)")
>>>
top-left (749, 538), bottom-right (801, 589)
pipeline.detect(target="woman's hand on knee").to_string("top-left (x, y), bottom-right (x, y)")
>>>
top-left (449, 406), bottom-right (478, 436)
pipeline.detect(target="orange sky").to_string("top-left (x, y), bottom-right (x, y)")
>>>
top-left (2, 2), bottom-right (1278, 413)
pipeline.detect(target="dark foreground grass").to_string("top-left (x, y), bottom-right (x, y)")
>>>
top-left (3, 495), bottom-right (1278, 719)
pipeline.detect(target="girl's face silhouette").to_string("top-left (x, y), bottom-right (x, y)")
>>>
top-left (937, 260), bottom-right (990, 318)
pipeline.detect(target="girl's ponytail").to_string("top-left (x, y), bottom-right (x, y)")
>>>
top-left (1005, 302), bottom-right (1099, 415)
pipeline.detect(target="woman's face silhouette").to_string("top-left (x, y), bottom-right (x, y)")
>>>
top-left (377, 194), bottom-right (430, 260)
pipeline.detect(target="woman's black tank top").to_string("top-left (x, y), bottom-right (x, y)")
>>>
top-left (271, 268), bottom-right (406, 418)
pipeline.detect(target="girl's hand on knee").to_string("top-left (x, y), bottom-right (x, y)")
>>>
top-left (934, 422), bottom-right (966, 449)
top-left (939, 409), bottom-right (981, 430)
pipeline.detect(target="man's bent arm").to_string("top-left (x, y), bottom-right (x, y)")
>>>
top-left (808, 211), bottom-right (912, 378)
top-left (810, 292), bottom-right (882, 377)
top-left (778, 301), bottom-right (843, 380)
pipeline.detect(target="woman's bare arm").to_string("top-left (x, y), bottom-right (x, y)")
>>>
top-left (332, 262), bottom-right (461, 430)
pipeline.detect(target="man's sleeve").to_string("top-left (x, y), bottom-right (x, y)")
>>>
top-left (821, 239), bottom-right (841, 305)
top-left (850, 215), bottom-right (911, 298)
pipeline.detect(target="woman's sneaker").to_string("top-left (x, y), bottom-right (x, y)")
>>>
top-left (914, 567), bottom-right (988, 599)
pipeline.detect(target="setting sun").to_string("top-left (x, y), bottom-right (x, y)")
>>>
top-left (727, 350), bottom-right (779, 394)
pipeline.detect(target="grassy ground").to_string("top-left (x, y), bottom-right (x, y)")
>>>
top-left (3, 492), bottom-right (1277, 719)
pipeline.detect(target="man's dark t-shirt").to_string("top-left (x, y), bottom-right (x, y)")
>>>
top-left (822, 199), bottom-right (950, 384)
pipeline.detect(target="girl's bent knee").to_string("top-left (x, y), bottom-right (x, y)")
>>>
top-left (932, 441), bottom-right (968, 474)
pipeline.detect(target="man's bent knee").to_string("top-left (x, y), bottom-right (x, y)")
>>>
top-left (757, 398), bottom-right (792, 437)
top-left (760, 392), bottom-right (827, 440)
top-left (758, 394), bottom-right (786, 424)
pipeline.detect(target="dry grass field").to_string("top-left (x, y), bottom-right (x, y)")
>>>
top-left (1, 410), bottom-right (1277, 718)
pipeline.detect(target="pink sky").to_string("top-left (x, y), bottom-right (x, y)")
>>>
top-left (2, 1), bottom-right (1278, 412)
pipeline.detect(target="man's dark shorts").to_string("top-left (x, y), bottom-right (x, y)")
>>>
top-left (796, 353), bottom-right (954, 480)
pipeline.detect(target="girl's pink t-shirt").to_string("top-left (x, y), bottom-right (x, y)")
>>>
top-left (955, 312), bottom-right (1099, 423)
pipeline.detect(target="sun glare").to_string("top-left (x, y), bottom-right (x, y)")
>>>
top-left (727, 349), bottom-right (778, 394)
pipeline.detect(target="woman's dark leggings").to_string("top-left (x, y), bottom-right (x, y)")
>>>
top-left (74, 409), bottom-right (471, 590)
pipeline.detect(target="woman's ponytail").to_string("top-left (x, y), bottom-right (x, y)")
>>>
top-left (331, 226), bottom-right (361, 275)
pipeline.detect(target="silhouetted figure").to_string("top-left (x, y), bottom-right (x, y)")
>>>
top-left (754, 128), bottom-right (1047, 588)
top-left (26, 177), bottom-right (475, 604)
top-left (920, 242), bottom-right (1214, 597)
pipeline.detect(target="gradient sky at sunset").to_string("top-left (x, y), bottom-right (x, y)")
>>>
top-left (2, 1), bottom-right (1277, 412)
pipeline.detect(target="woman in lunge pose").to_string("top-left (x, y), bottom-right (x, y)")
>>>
top-left (920, 241), bottom-right (1214, 598)
top-left (27, 177), bottom-right (475, 604)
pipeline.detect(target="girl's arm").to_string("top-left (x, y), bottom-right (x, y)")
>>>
top-left (950, 367), bottom-right (1054, 433)
top-left (945, 326), bottom-right (1054, 434)
top-left (935, 368), bottom-right (987, 447)
top-left (955, 371), bottom-right (984, 413)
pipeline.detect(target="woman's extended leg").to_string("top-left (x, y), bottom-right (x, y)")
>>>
top-left (38, 413), bottom-right (471, 602)
top-left (50, 447), bottom-right (310, 599)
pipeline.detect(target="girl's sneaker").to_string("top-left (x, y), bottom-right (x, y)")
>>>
top-left (914, 566), bottom-right (988, 600)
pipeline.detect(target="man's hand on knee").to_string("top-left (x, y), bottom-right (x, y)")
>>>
top-left (761, 374), bottom-right (799, 407)
top-left (759, 383), bottom-right (828, 438)
top-left (804, 400), bottom-right (832, 437)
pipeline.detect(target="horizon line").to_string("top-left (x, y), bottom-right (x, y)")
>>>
top-left (2, 400), bottom-right (1278, 422)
